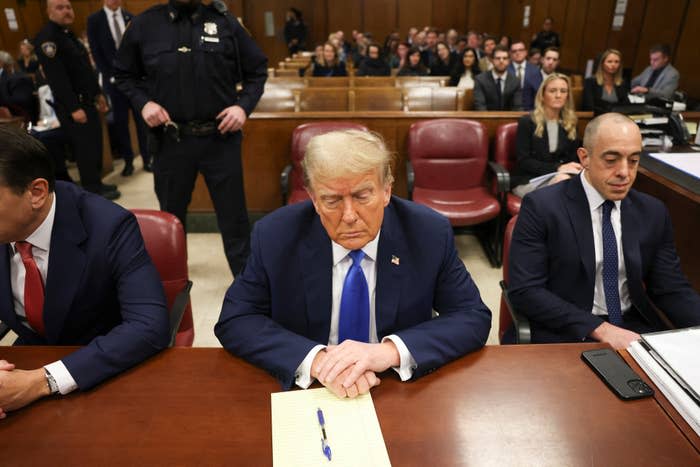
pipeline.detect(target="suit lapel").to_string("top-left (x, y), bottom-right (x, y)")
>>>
top-left (565, 177), bottom-right (595, 282)
top-left (375, 202), bottom-right (406, 337)
top-left (43, 186), bottom-right (87, 343)
top-left (300, 213), bottom-right (333, 344)
top-left (0, 245), bottom-right (20, 331)
top-left (620, 195), bottom-right (642, 290)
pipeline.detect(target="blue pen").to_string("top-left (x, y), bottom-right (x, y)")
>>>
top-left (317, 407), bottom-right (332, 461)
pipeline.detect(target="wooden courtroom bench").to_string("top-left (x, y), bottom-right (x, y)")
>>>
top-left (351, 87), bottom-right (404, 111)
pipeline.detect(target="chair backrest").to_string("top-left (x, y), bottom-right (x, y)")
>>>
top-left (255, 88), bottom-right (296, 113)
top-left (289, 122), bottom-right (370, 201)
top-left (493, 122), bottom-right (519, 173)
top-left (499, 215), bottom-right (518, 342)
top-left (353, 76), bottom-right (395, 87)
top-left (0, 106), bottom-right (12, 119)
top-left (306, 77), bottom-right (350, 87)
top-left (131, 209), bottom-right (194, 347)
top-left (407, 118), bottom-right (489, 190)
top-left (352, 87), bottom-right (403, 111)
top-left (298, 87), bottom-right (348, 111)
top-left (274, 68), bottom-right (299, 77)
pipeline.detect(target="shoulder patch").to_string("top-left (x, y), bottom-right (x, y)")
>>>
top-left (41, 41), bottom-right (57, 58)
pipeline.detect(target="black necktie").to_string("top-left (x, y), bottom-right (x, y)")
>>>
top-left (496, 77), bottom-right (503, 109)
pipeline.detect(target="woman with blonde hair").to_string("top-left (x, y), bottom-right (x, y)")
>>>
top-left (512, 73), bottom-right (581, 197)
top-left (311, 42), bottom-right (348, 77)
top-left (582, 49), bottom-right (629, 113)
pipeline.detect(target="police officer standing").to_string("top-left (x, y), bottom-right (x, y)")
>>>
top-left (114, 0), bottom-right (267, 277)
top-left (35, 0), bottom-right (121, 200)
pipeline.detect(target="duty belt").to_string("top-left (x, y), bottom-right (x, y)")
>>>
top-left (165, 120), bottom-right (219, 141)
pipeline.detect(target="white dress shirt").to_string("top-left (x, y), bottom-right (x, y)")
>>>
top-left (295, 232), bottom-right (417, 388)
top-left (103, 6), bottom-right (126, 47)
top-left (513, 61), bottom-right (526, 87)
top-left (580, 172), bottom-right (632, 317)
top-left (10, 194), bottom-right (77, 395)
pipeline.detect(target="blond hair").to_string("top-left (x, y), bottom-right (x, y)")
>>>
top-left (595, 49), bottom-right (623, 86)
top-left (302, 130), bottom-right (394, 191)
top-left (532, 73), bottom-right (577, 140)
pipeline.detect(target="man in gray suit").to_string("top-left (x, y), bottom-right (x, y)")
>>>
top-left (631, 44), bottom-right (679, 100)
top-left (474, 45), bottom-right (522, 111)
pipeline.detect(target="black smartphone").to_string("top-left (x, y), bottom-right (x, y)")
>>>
top-left (581, 349), bottom-right (654, 400)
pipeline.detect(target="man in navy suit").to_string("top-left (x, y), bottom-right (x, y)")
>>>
top-left (522, 47), bottom-right (560, 110)
top-left (508, 113), bottom-right (700, 348)
top-left (215, 130), bottom-right (491, 398)
top-left (87, 0), bottom-right (145, 176)
top-left (0, 126), bottom-right (169, 418)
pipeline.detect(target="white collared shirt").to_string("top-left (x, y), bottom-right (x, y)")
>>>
top-left (579, 172), bottom-right (632, 317)
top-left (10, 194), bottom-right (77, 395)
top-left (103, 6), bottom-right (126, 46)
top-left (295, 232), bottom-right (417, 388)
top-left (513, 61), bottom-right (526, 87)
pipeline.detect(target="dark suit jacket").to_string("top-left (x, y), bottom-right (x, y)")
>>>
top-left (0, 182), bottom-right (169, 389)
top-left (86, 8), bottom-right (133, 79)
top-left (513, 114), bottom-right (579, 187)
top-left (473, 71), bottom-right (521, 110)
top-left (582, 77), bottom-right (630, 113)
top-left (508, 175), bottom-right (700, 343)
top-left (521, 66), bottom-right (543, 111)
top-left (215, 196), bottom-right (491, 389)
top-left (0, 70), bottom-right (36, 120)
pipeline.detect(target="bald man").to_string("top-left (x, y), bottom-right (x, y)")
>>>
top-left (507, 113), bottom-right (700, 347)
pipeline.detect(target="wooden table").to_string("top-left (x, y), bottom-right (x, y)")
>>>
top-left (1, 344), bottom-right (698, 466)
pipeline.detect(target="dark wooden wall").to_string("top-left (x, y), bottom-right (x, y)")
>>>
top-left (0, 0), bottom-right (699, 97)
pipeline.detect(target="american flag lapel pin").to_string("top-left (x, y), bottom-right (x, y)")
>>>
top-left (391, 255), bottom-right (400, 266)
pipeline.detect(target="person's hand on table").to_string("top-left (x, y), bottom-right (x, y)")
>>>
top-left (630, 86), bottom-right (648, 95)
top-left (316, 340), bottom-right (399, 391)
top-left (311, 349), bottom-right (381, 398)
top-left (0, 367), bottom-right (50, 418)
top-left (590, 321), bottom-right (641, 350)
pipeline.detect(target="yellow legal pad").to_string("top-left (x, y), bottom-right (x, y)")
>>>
top-left (271, 388), bottom-right (392, 466)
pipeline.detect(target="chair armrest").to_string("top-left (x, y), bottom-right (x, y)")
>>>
top-left (488, 160), bottom-right (510, 193)
top-left (406, 160), bottom-right (415, 200)
top-left (169, 280), bottom-right (193, 347)
top-left (499, 280), bottom-right (531, 344)
top-left (0, 322), bottom-right (9, 341)
top-left (280, 164), bottom-right (292, 205)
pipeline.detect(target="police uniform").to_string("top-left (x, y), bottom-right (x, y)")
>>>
top-left (34, 21), bottom-right (117, 198)
top-left (114, 0), bottom-right (267, 276)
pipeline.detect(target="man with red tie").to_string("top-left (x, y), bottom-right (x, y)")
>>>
top-left (215, 130), bottom-right (491, 398)
top-left (0, 126), bottom-right (169, 418)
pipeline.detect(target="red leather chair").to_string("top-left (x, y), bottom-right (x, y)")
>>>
top-left (280, 122), bottom-right (370, 205)
top-left (493, 122), bottom-right (522, 216)
top-left (407, 118), bottom-right (506, 266)
top-left (498, 215), bottom-right (530, 344)
top-left (132, 209), bottom-right (194, 347)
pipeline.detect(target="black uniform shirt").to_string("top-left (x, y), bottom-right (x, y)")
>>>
top-left (34, 21), bottom-right (101, 115)
top-left (114, 0), bottom-right (267, 122)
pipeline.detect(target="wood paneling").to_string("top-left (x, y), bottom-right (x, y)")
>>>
top-left (468, 0), bottom-right (502, 35)
top-left (0, 0), bottom-right (29, 52)
top-left (558, 0), bottom-right (588, 71)
top-left (363, 0), bottom-right (397, 44)
top-left (431, 0), bottom-right (469, 33)
top-left (632, 0), bottom-right (688, 75)
top-left (327, 2), bottom-right (361, 38)
top-left (605, 0), bottom-right (646, 74)
top-left (398, 0), bottom-right (431, 35)
top-left (577, 0), bottom-right (614, 71)
top-left (674, 0), bottom-right (700, 98)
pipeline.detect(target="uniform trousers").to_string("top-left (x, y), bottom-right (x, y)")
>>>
top-left (56, 104), bottom-right (103, 192)
top-left (104, 80), bottom-right (134, 163)
top-left (154, 130), bottom-right (250, 276)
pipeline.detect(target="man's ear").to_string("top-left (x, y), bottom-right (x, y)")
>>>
top-left (577, 147), bottom-right (589, 168)
top-left (28, 178), bottom-right (50, 210)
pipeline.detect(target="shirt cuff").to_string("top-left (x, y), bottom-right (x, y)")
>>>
top-left (44, 360), bottom-right (79, 395)
top-left (382, 335), bottom-right (417, 381)
top-left (294, 345), bottom-right (326, 389)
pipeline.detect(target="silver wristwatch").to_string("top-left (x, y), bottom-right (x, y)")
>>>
top-left (45, 369), bottom-right (59, 395)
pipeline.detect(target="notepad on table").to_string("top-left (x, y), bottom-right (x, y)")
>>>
top-left (271, 388), bottom-right (391, 466)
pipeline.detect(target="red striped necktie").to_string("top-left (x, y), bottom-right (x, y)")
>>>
top-left (16, 241), bottom-right (46, 335)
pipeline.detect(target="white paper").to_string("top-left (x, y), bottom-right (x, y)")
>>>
top-left (629, 341), bottom-right (700, 437)
top-left (271, 388), bottom-right (391, 467)
top-left (647, 152), bottom-right (700, 179)
top-left (643, 327), bottom-right (700, 398)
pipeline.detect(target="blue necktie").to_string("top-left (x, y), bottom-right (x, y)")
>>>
top-left (338, 250), bottom-right (369, 343)
top-left (602, 200), bottom-right (623, 325)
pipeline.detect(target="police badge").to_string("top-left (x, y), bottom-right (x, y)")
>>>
top-left (203, 22), bottom-right (218, 35)
top-left (41, 41), bottom-right (57, 58)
